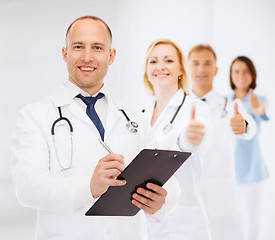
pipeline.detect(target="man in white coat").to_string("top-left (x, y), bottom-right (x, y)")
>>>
top-left (11, 16), bottom-right (180, 240)
top-left (188, 45), bottom-right (256, 240)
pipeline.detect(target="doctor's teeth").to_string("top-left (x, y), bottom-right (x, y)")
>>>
top-left (80, 67), bottom-right (95, 71)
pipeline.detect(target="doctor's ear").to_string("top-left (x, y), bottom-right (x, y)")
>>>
top-left (62, 47), bottom-right (68, 62)
top-left (214, 66), bottom-right (218, 76)
top-left (109, 48), bottom-right (116, 65)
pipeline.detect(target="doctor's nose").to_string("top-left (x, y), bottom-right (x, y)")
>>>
top-left (82, 49), bottom-right (94, 63)
top-left (197, 64), bottom-right (206, 73)
top-left (156, 61), bottom-right (165, 71)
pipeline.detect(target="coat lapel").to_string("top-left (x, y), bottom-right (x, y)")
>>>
top-left (68, 101), bottom-right (94, 126)
top-left (52, 83), bottom-right (123, 141)
top-left (104, 94), bottom-right (122, 141)
top-left (52, 83), bottom-right (102, 138)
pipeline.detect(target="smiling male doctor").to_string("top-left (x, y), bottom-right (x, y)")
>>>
top-left (11, 16), bottom-right (179, 240)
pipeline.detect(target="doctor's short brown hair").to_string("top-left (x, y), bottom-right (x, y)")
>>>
top-left (65, 16), bottom-right (112, 45)
top-left (188, 44), bottom-right (217, 61)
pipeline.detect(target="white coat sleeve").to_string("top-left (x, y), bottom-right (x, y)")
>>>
top-left (11, 106), bottom-right (95, 214)
top-left (140, 116), bottom-right (181, 222)
top-left (233, 99), bottom-right (257, 140)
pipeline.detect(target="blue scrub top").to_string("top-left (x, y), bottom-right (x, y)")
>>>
top-left (230, 92), bottom-right (269, 184)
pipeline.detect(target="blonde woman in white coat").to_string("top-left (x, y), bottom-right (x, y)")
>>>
top-left (143, 39), bottom-right (212, 240)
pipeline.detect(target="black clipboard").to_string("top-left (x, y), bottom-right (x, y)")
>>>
top-left (85, 149), bottom-right (191, 216)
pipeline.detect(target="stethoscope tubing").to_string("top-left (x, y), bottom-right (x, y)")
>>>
top-left (162, 93), bottom-right (186, 134)
top-left (51, 106), bottom-right (137, 170)
top-left (51, 107), bottom-right (73, 135)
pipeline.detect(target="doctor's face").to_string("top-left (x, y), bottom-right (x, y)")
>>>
top-left (231, 60), bottom-right (253, 92)
top-left (188, 50), bottom-right (218, 90)
top-left (147, 44), bottom-right (182, 93)
top-left (62, 19), bottom-right (116, 95)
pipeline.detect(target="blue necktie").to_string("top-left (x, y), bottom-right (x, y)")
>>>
top-left (76, 93), bottom-right (105, 141)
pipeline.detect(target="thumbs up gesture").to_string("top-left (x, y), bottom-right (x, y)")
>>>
top-left (185, 104), bottom-right (205, 145)
top-left (230, 102), bottom-right (246, 135)
top-left (249, 89), bottom-right (265, 116)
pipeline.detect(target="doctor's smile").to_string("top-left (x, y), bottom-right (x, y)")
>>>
top-left (195, 74), bottom-right (208, 80)
top-left (154, 73), bottom-right (170, 78)
top-left (78, 66), bottom-right (96, 73)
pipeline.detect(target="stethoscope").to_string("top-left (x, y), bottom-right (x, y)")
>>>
top-left (201, 96), bottom-right (228, 118)
top-left (221, 97), bottom-right (228, 118)
top-left (163, 93), bottom-right (186, 134)
top-left (143, 93), bottom-right (186, 135)
top-left (51, 106), bottom-right (138, 170)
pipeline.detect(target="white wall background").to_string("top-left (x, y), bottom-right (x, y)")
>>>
top-left (0, 0), bottom-right (274, 239)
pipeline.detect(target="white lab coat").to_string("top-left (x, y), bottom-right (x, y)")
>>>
top-left (191, 90), bottom-right (256, 240)
top-left (144, 89), bottom-right (212, 240)
top-left (11, 82), bottom-right (180, 240)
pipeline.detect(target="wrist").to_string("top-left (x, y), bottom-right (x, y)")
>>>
top-left (259, 105), bottom-right (265, 116)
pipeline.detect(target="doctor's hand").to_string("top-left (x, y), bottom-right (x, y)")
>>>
top-left (185, 104), bottom-right (205, 145)
top-left (230, 102), bottom-right (246, 135)
top-left (131, 183), bottom-right (167, 215)
top-left (249, 88), bottom-right (265, 116)
top-left (90, 153), bottom-right (126, 198)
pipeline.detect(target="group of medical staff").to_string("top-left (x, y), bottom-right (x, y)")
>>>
top-left (10, 15), bottom-right (269, 240)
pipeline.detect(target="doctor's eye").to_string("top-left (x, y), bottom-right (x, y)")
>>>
top-left (149, 60), bottom-right (157, 64)
top-left (73, 45), bottom-right (83, 50)
top-left (94, 46), bottom-right (103, 51)
top-left (166, 59), bottom-right (174, 63)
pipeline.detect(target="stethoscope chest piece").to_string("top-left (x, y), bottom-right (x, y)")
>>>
top-left (126, 121), bottom-right (138, 133)
top-left (120, 109), bottom-right (138, 133)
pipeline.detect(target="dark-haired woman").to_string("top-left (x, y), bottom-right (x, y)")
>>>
top-left (230, 56), bottom-right (269, 240)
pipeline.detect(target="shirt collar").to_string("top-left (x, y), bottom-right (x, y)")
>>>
top-left (243, 91), bottom-right (250, 101)
top-left (190, 89), bottom-right (214, 101)
top-left (144, 88), bottom-right (185, 120)
top-left (64, 80), bottom-right (108, 98)
top-left (166, 88), bottom-right (185, 107)
top-left (148, 88), bottom-right (185, 110)
top-left (229, 91), bottom-right (249, 101)
top-left (229, 91), bottom-right (235, 100)
top-left (191, 89), bottom-right (225, 105)
top-left (52, 80), bottom-right (109, 107)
